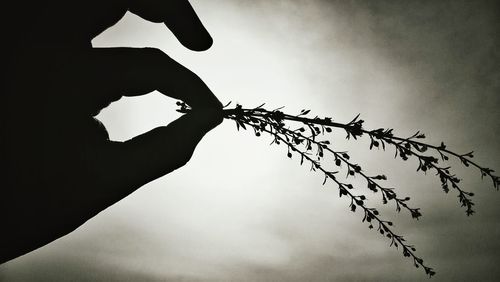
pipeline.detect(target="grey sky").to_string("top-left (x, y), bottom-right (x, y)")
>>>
top-left (1, 1), bottom-right (499, 281)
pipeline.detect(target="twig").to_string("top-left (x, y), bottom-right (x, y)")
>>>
top-left (175, 101), bottom-right (499, 278)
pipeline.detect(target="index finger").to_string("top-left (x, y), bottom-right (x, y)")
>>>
top-left (128, 0), bottom-right (213, 51)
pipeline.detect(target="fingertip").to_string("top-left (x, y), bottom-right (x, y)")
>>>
top-left (203, 35), bottom-right (214, 51)
top-left (168, 23), bottom-right (213, 52)
top-left (129, 0), bottom-right (214, 52)
top-left (189, 107), bottom-right (223, 131)
top-left (162, 0), bottom-right (213, 52)
top-left (187, 33), bottom-right (213, 52)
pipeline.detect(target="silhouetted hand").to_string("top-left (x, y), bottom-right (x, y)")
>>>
top-left (1, 0), bottom-right (222, 263)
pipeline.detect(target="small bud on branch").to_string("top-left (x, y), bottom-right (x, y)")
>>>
top-left (176, 101), bottom-right (498, 278)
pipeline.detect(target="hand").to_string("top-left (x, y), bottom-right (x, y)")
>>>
top-left (1, 0), bottom-right (222, 263)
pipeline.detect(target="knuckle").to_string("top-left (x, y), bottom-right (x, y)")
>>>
top-left (141, 47), bottom-right (175, 71)
top-left (142, 47), bottom-right (168, 60)
top-left (170, 139), bottom-right (194, 168)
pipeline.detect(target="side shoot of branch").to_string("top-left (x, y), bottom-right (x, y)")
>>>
top-left (176, 101), bottom-right (499, 278)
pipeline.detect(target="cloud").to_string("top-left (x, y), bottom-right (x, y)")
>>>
top-left (2, 1), bottom-right (499, 281)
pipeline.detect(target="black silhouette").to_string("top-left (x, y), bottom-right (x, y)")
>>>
top-left (175, 101), bottom-right (498, 277)
top-left (1, 0), bottom-right (222, 263)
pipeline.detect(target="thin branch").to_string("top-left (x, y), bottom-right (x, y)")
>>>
top-left (175, 101), bottom-right (499, 278)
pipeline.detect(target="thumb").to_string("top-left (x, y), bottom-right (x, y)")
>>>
top-left (97, 108), bottom-right (222, 194)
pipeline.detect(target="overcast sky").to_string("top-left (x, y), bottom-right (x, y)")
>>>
top-left (1, 0), bottom-right (499, 281)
